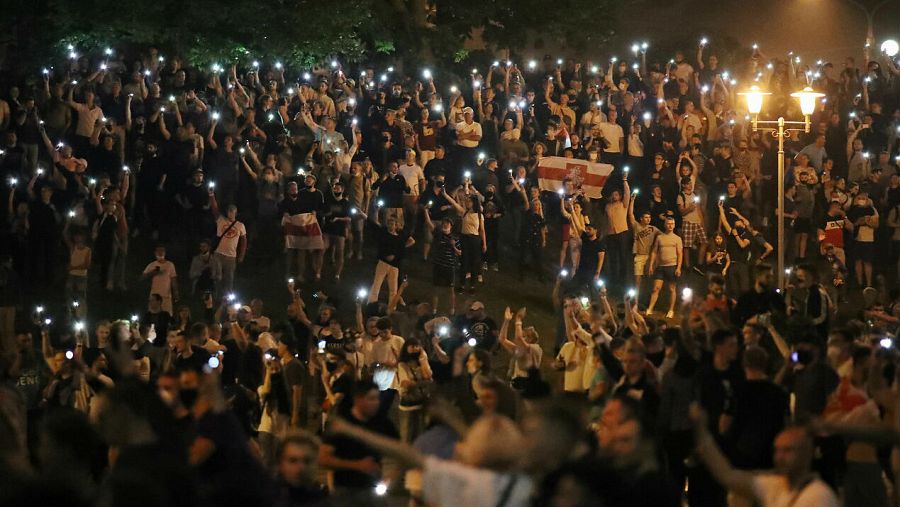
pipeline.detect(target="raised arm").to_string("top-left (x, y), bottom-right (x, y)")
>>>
top-left (691, 405), bottom-right (757, 499)
top-left (207, 118), bottom-right (218, 150)
top-left (497, 307), bottom-right (516, 353)
top-left (718, 201), bottom-right (732, 234)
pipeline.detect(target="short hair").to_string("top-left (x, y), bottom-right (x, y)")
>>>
top-left (710, 329), bottom-right (736, 349)
top-left (352, 379), bottom-right (379, 398)
top-left (276, 430), bottom-right (321, 462)
top-left (796, 263), bottom-right (818, 281)
top-left (279, 334), bottom-right (298, 354)
top-left (742, 345), bottom-right (769, 372)
top-left (375, 317), bottom-right (392, 331)
top-left (708, 274), bottom-right (726, 286)
top-left (188, 322), bottom-right (207, 340)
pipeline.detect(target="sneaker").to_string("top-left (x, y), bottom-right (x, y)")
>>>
top-left (492, 263), bottom-right (499, 272)
top-left (666, 310), bottom-right (674, 319)
top-left (481, 262), bottom-right (488, 271)
top-left (334, 274), bottom-right (341, 282)
top-left (477, 275), bottom-right (483, 283)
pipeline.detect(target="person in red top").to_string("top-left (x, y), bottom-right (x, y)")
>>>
top-left (817, 200), bottom-right (853, 265)
top-left (700, 274), bottom-right (734, 323)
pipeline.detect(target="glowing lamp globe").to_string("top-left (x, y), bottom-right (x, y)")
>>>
top-left (790, 87), bottom-right (825, 116)
top-left (738, 86), bottom-right (770, 115)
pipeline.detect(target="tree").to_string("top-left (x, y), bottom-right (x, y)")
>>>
top-left (0, 0), bottom-right (623, 77)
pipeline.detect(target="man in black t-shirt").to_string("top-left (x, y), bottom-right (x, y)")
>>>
top-left (733, 264), bottom-right (786, 327)
top-left (454, 301), bottom-right (499, 351)
top-left (320, 380), bottom-right (398, 491)
top-left (143, 294), bottom-right (173, 347)
top-left (573, 223), bottom-right (606, 291)
top-left (423, 145), bottom-right (449, 184)
top-left (727, 346), bottom-right (788, 470)
top-left (690, 329), bottom-right (743, 507)
top-left (171, 330), bottom-right (212, 372)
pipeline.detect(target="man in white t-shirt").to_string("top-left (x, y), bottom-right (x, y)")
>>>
top-left (596, 108), bottom-right (624, 165)
top-left (366, 317), bottom-right (405, 409)
top-left (693, 418), bottom-right (838, 507)
top-left (142, 245), bottom-right (179, 313)
top-left (398, 149), bottom-right (426, 229)
top-left (213, 203), bottom-right (247, 293)
top-left (455, 107), bottom-right (482, 169)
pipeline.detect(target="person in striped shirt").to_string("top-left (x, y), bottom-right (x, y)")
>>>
top-left (424, 210), bottom-right (462, 313)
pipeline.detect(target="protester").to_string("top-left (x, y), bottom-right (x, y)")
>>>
top-left (1, 34), bottom-right (899, 507)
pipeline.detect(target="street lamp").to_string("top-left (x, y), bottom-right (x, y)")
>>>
top-left (739, 85), bottom-right (824, 291)
top-left (845, 0), bottom-right (891, 51)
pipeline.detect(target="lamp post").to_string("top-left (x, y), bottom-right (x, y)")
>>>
top-left (738, 85), bottom-right (824, 291)
top-left (845, 0), bottom-right (891, 51)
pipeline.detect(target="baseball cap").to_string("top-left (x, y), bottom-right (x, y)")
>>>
top-left (470, 301), bottom-right (485, 311)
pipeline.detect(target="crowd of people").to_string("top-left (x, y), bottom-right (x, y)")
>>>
top-left (1, 36), bottom-right (900, 507)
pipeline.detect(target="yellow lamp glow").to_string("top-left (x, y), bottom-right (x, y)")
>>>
top-left (790, 87), bottom-right (825, 116)
top-left (738, 86), bottom-right (770, 115)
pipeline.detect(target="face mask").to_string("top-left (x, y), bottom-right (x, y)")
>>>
top-left (179, 388), bottom-right (198, 409)
top-left (325, 361), bottom-right (338, 373)
top-left (485, 191), bottom-right (494, 198)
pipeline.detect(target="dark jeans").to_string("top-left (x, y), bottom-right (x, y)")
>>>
top-left (662, 430), bottom-right (693, 496)
top-left (460, 234), bottom-right (482, 280)
top-left (726, 261), bottom-right (750, 298)
top-left (377, 388), bottom-right (397, 419)
top-left (605, 231), bottom-right (631, 288)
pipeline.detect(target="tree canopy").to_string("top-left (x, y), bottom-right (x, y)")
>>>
top-left (1, 0), bottom-right (621, 74)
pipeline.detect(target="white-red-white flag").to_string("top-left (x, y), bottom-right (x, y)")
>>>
top-left (282, 213), bottom-right (325, 250)
top-left (537, 156), bottom-right (613, 198)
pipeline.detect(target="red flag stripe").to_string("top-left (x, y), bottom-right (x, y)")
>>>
top-left (284, 222), bottom-right (322, 236)
top-left (538, 166), bottom-right (608, 186)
